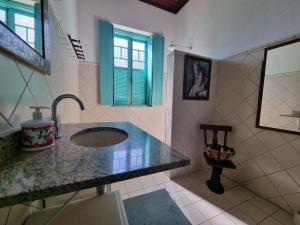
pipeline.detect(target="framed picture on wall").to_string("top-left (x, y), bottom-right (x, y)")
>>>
top-left (183, 55), bottom-right (212, 100)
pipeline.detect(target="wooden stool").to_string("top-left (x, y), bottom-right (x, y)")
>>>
top-left (200, 124), bottom-right (236, 194)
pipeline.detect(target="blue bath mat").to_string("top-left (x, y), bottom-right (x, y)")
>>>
top-left (123, 189), bottom-right (192, 225)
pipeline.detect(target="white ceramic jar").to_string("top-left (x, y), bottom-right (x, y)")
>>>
top-left (21, 107), bottom-right (55, 151)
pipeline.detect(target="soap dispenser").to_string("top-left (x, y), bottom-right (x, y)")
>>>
top-left (21, 106), bottom-right (55, 151)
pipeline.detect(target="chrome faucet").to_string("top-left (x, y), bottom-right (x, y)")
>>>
top-left (51, 94), bottom-right (85, 139)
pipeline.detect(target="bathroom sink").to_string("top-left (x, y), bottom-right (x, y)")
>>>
top-left (70, 127), bottom-right (128, 147)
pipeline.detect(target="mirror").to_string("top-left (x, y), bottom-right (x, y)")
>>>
top-left (0, 0), bottom-right (50, 73)
top-left (0, 0), bottom-right (43, 54)
top-left (257, 38), bottom-right (300, 135)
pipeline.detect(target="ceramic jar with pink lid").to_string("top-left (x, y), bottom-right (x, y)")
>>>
top-left (21, 106), bottom-right (55, 151)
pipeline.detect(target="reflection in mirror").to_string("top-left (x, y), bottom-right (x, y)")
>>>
top-left (0, 0), bottom-right (43, 55)
top-left (258, 39), bottom-right (300, 134)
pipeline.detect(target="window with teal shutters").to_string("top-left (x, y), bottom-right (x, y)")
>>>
top-left (113, 29), bottom-right (149, 106)
top-left (99, 22), bottom-right (164, 106)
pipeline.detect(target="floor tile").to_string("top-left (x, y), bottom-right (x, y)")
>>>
top-left (124, 178), bottom-right (143, 193)
top-left (163, 180), bottom-right (185, 194)
top-left (228, 207), bottom-right (256, 225)
top-left (206, 194), bottom-right (235, 211)
top-left (138, 175), bottom-right (158, 188)
top-left (209, 213), bottom-right (236, 225)
top-left (223, 189), bottom-right (245, 206)
top-left (195, 199), bottom-right (223, 219)
top-left (259, 217), bottom-right (282, 225)
top-left (144, 184), bottom-right (163, 193)
top-left (152, 172), bottom-right (169, 184)
top-left (271, 209), bottom-right (294, 225)
top-left (181, 204), bottom-right (207, 225)
top-left (239, 201), bottom-right (268, 223)
top-left (111, 181), bottom-right (128, 195)
top-left (128, 189), bottom-right (146, 198)
top-left (231, 186), bottom-right (256, 201)
top-left (249, 196), bottom-right (278, 215)
top-left (172, 190), bottom-right (194, 208)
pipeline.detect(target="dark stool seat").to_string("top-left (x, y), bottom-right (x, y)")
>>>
top-left (200, 124), bottom-right (236, 194)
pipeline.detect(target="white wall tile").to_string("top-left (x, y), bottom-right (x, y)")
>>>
top-left (271, 209), bottom-right (294, 225)
top-left (215, 50), bottom-right (300, 212)
top-left (255, 153), bottom-right (283, 174)
top-left (269, 171), bottom-right (300, 195)
top-left (269, 196), bottom-right (293, 213)
top-left (245, 177), bottom-right (279, 198)
top-left (284, 193), bottom-right (300, 212)
top-left (287, 166), bottom-right (300, 186)
top-left (256, 130), bottom-right (286, 150)
top-left (272, 144), bottom-right (300, 169)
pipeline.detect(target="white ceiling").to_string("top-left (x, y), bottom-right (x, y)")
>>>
top-left (175, 0), bottom-right (300, 59)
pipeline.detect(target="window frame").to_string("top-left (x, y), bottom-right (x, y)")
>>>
top-left (113, 28), bottom-right (151, 106)
top-left (0, 6), bottom-right (7, 24)
top-left (0, 1), bottom-right (36, 49)
top-left (14, 10), bottom-right (36, 48)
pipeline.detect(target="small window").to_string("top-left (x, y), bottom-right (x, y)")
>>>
top-left (114, 37), bottom-right (128, 68)
top-left (0, 9), bottom-right (6, 24)
top-left (130, 149), bottom-right (143, 169)
top-left (113, 28), bottom-right (151, 105)
top-left (14, 13), bottom-right (35, 48)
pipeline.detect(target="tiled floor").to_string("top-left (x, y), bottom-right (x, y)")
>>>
top-left (108, 170), bottom-right (294, 225)
top-left (34, 170), bottom-right (295, 225)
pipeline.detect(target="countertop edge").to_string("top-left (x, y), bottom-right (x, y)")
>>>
top-left (0, 159), bottom-right (190, 208)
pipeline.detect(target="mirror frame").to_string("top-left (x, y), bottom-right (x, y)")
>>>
top-left (0, 0), bottom-right (50, 74)
top-left (256, 37), bottom-right (300, 135)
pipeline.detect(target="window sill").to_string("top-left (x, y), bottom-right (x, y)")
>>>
top-left (111, 104), bottom-right (152, 107)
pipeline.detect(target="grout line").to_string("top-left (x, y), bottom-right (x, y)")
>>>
top-left (8, 66), bottom-right (35, 121)
top-left (257, 208), bottom-right (282, 225)
top-left (4, 207), bottom-right (12, 225)
top-left (15, 60), bottom-right (38, 105)
top-left (44, 76), bottom-right (54, 101)
top-left (0, 113), bottom-right (13, 128)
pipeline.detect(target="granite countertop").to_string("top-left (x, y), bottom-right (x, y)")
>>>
top-left (0, 122), bottom-right (190, 208)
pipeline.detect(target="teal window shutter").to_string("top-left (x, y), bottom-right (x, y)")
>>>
top-left (113, 35), bottom-right (130, 105)
top-left (151, 34), bottom-right (164, 105)
top-left (99, 20), bottom-right (114, 105)
top-left (131, 39), bottom-right (147, 105)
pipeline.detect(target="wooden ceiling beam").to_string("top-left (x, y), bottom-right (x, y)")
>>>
top-left (138, 0), bottom-right (189, 14)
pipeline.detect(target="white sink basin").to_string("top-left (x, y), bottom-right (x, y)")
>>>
top-left (70, 127), bottom-right (128, 148)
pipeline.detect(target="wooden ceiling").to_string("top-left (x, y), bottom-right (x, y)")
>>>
top-left (138, 0), bottom-right (189, 14)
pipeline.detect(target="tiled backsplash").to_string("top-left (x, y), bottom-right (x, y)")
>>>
top-left (0, 3), bottom-right (80, 136)
top-left (79, 63), bottom-right (167, 142)
top-left (214, 50), bottom-right (300, 213)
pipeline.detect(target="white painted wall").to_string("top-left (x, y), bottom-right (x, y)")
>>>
top-left (53, 0), bottom-right (78, 37)
top-left (175, 0), bottom-right (300, 59)
top-left (266, 41), bottom-right (300, 75)
top-left (77, 0), bottom-right (175, 71)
